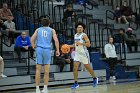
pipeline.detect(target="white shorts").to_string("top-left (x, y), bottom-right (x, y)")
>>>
top-left (74, 51), bottom-right (90, 64)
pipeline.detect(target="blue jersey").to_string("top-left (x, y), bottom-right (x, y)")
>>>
top-left (36, 27), bottom-right (52, 49)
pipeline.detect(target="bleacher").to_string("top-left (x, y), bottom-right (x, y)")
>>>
top-left (0, 0), bottom-right (140, 91)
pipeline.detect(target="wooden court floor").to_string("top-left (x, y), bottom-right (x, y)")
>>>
top-left (2, 80), bottom-right (140, 93)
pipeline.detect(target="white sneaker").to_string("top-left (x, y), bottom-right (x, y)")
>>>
top-left (0, 74), bottom-right (7, 78)
top-left (42, 88), bottom-right (48, 93)
top-left (36, 88), bottom-right (41, 93)
top-left (112, 76), bottom-right (116, 80)
top-left (109, 76), bottom-right (116, 83)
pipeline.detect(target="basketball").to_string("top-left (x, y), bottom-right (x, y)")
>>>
top-left (61, 44), bottom-right (70, 54)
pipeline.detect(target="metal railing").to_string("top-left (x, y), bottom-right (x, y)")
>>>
top-left (105, 10), bottom-right (115, 29)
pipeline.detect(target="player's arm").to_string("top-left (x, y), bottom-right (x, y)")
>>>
top-left (52, 29), bottom-right (60, 56)
top-left (30, 29), bottom-right (38, 49)
top-left (76, 35), bottom-right (91, 47)
top-left (69, 44), bottom-right (75, 48)
top-left (82, 35), bottom-right (91, 47)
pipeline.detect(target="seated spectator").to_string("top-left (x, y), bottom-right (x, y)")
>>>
top-left (4, 17), bottom-right (16, 43)
top-left (0, 3), bottom-right (14, 21)
top-left (55, 44), bottom-right (71, 72)
top-left (14, 32), bottom-right (34, 62)
top-left (125, 28), bottom-right (138, 52)
top-left (0, 56), bottom-right (7, 78)
top-left (62, 4), bottom-right (76, 27)
top-left (113, 28), bottom-right (127, 54)
top-left (120, 1), bottom-right (133, 24)
top-left (56, 53), bottom-right (71, 72)
top-left (114, 6), bottom-right (122, 23)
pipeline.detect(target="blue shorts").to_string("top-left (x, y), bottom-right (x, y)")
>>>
top-left (36, 47), bottom-right (51, 65)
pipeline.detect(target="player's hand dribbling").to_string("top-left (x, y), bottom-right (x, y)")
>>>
top-left (55, 50), bottom-right (60, 57)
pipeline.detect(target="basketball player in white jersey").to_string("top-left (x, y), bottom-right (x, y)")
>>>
top-left (70, 22), bottom-right (98, 89)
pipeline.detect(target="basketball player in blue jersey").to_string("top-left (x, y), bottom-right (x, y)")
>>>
top-left (31, 18), bottom-right (60, 93)
top-left (70, 22), bottom-right (98, 89)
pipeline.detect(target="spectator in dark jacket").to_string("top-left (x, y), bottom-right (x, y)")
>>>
top-left (56, 52), bottom-right (71, 72)
top-left (14, 32), bottom-right (34, 62)
top-left (114, 6), bottom-right (122, 23)
top-left (125, 28), bottom-right (138, 52)
top-left (113, 28), bottom-right (127, 54)
top-left (120, 1), bottom-right (133, 24)
top-left (63, 4), bottom-right (76, 27)
top-left (55, 43), bottom-right (71, 72)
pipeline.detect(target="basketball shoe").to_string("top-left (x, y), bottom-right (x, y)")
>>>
top-left (42, 88), bottom-right (48, 93)
top-left (71, 83), bottom-right (79, 89)
top-left (93, 77), bottom-right (98, 87)
top-left (36, 88), bottom-right (41, 93)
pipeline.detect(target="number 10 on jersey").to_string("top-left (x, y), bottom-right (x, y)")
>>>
top-left (42, 31), bottom-right (47, 37)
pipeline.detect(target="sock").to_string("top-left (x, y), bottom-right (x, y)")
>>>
top-left (44, 85), bottom-right (48, 89)
top-left (36, 86), bottom-right (39, 89)
top-left (75, 81), bottom-right (78, 84)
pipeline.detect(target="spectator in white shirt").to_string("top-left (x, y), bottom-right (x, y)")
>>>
top-left (4, 17), bottom-right (16, 43)
top-left (104, 36), bottom-right (117, 80)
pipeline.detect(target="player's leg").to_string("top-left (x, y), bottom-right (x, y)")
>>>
top-left (81, 52), bottom-right (98, 87)
top-left (81, 52), bottom-right (95, 77)
top-left (84, 63), bottom-right (98, 87)
top-left (42, 64), bottom-right (50, 93)
top-left (35, 64), bottom-right (42, 93)
top-left (42, 48), bottom-right (51, 93)
top-left (44, 65), bottom-right (50, 85)
top-left (84, 64), bottom-right (95, 78)
top-left (73, 62), bottom-right (80, 82)
top-left (36, 64), bottom-right (42, 85)
top-left (0, 56), bottom-right (7, 77)
top-left (71, 61), bottom-right (80, 89)
top-left (35, 47), bottom-right (43, 93)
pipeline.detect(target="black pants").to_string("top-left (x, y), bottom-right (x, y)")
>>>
top-left (8, 31), bottom-right (15, 44)
top-left (126, 41), bottom-right (138, 52)
top-left (56, 57), bottom-right (73, 72)
top-left (14, 46), bottom-right (34, 62)
top-left (70, 59), bottom-right (73, 72)
top-left (107, 58), bottom-right (118, 76)
top-left (56, 57), bottom-right (66, 72)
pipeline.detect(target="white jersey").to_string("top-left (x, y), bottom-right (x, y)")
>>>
top-left (74, 32), bottom-right (88, 52)
top-left (74, 32), bottom-right (90, 64)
